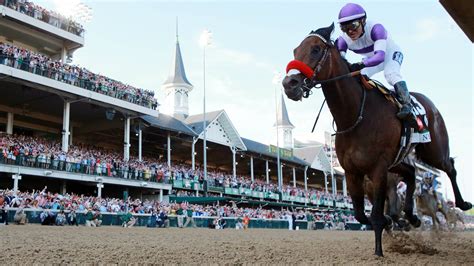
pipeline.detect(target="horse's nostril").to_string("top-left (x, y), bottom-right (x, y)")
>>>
top-left (288, 78), bottom-right (300, 89)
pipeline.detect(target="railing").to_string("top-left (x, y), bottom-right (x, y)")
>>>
top-left (1, 208), bottom-right (364, 230)
top-left (0, 55), bottom-right (158, 110)
top-left (0, 154), bottom-right (169, 184)
top-left (1, 0), bottom-right (85, 37)
top-left (0, 152), bottom-right (372, 211)
top-left (171, 179), bottom-right (364, 209)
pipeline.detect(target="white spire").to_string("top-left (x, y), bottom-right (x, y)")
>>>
top-left (161, 19), bottom-right (193, 120)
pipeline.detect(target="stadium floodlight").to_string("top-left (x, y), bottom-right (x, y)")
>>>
top-left (200, 29), bottom-right (213, 185)
top-left (273, 71), bottom-right (283, 192)
top-left (53, 0), bottom-right (93, 23)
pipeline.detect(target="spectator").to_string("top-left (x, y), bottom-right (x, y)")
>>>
top-left (157, 208), bottom-right (169, 228)
top-left (40, 209), bottom-right (55, 225)
top-left (68, 210), bottom-right (78, 226)
top-left (85, 208), bottom-right (96, 227)
top-left (242, 215), bottom-right (250, 230)
top-left (13, 207), bottom-right (27, 225)
top-left (183, 206), bottom-right (196, 228)
top-left (55, 210), bottom-right (66, 226)
top-left (121, 210), bottom-right (136, 228)
top-left (176, 205), bottom-right (184, 228)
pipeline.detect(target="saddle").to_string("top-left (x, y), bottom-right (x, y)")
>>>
top-left (357, 75), bottom-right (432, 168)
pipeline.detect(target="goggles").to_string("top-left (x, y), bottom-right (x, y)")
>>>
top-left (340, 20), bottom-right (362, 33)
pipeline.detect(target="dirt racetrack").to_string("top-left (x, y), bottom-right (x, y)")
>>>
top-left (1, 225), bottom-right (473, 264)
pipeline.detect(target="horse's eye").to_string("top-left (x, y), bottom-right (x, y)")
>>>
top-left (310, 47), bottom-right (321, 59)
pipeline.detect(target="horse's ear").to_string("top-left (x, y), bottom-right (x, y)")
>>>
top-left (317, 23), bottom-right (335, 42)
top-left (329, 22), bottom-right (335, 35)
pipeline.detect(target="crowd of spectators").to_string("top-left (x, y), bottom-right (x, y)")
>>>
top-left (0, 43), bottom-right (158, 110)
top-left (1, 0), bottom-right (84, 36)
top-left (0, 132), bottom-right (371, 209)
top-left (0, 187), bottom-right (358, 228)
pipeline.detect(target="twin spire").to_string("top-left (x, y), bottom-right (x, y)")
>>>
top-left (162, 17), bottom-right (192, 87)
top-left (161, 19), bottom-right (294, 149)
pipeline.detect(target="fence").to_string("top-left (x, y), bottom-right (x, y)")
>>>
top-left (0, 208), bottom-right (363, 230)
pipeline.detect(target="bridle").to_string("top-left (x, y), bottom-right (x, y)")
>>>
top-left (286, 33), bottom-right (366, 135)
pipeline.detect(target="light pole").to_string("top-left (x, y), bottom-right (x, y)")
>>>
top-left (272, 72), bottom-right (283, 192)
top-left (200, 29), bottom-right (212, 183)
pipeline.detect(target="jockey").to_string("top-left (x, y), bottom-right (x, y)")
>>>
top-left (336, 3), bottom-right (412, 120)
top-left (422, 172), bottom-right (442, 210)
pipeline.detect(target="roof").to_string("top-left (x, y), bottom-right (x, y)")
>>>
top-left (293, 145), bottom-right (345, 175)
top-left (162, 40), bottom-right (193, 87)
top-left (274, 94), bottom-right (294, 128)
top-left (141, 114), bottom-right (196, 136)
top-left (184, 110), bottom-right (222, 134)
top-left (185, 110), bottom-right (247, 150)
top-left (242, 138), bottom-right (310, 167)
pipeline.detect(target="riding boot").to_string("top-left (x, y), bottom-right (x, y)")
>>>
top-left (394, 81), bottom-right (412, 119)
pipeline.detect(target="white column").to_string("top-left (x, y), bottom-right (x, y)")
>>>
top-left (62, 101), bottom-right (70, 152)
top-left (191, 137), bottom-right (196, 170)
top-left (343, 175), bottom-right (347, 197)
top-left (159, 189), bottom-right (163, 202)
top-left (138, 129), bottom-right (142, 162)
top-left (333, 175), bottom-right (338, 196)
top-left (324, 173), bottom-right (328, 194)
top-left (250, 156), bottom-right (254, 182)
top-left (6, 112), bottom-right (14, 135)
top-left (304, 166), bottom-right (308, 192)
top-left (167, 133), bottom-right (171, 168)
top-left (124, 117), bottom-right (130, 161)
top-left (265, 160), bottom-right (269, 184)
top-left (97, 183), bottom-right (104, 198)
top-left (61, 47), bottom-right (67, 63)
top-left (292, 167), bottom-right (296, 188)
top-left (232, 147), bottom-right (236, 179)
top-left (60, 181), bottom-right (67, 195)
top-left (12, 174), bottom-right (21, 195)
top-left (280, 165), bottom-right (284, 189)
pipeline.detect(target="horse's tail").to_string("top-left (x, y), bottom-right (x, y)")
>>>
top-left (450, 157), bottom-right (455, 167)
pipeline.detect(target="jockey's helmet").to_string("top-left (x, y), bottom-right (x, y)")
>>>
top-left (338, 3), bottom-right (366, 23)
top-left (423, 172), bottom-right (433, 180)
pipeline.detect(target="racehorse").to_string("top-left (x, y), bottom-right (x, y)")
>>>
top-left (281, 23), bottom-right (472, 256)
top-left (414, 182), bottom-right (449, 230)
top-left (445, 206), bottom-right (466, 231)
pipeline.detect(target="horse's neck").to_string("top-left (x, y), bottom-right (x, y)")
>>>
top-left (321, 53), bottom-right (365, 131)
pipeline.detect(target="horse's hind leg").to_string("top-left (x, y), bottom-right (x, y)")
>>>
top-left (414, 93), bottom-right (471, 210)
top-left (418, 144), bottom-right (472, 210)
top-left (443, 158), bottom-right (472, 210)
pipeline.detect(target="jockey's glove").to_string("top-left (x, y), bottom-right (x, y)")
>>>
top-left (349, 62), bottom-right (365, 72)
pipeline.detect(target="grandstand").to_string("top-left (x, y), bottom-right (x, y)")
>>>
top-left (0, 0), bottom-right (362, 213)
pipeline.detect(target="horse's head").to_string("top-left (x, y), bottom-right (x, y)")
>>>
top-left (282, 23), bottom-right (335, 101)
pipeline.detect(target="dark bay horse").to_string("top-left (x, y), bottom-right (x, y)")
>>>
top-left (282, 23), bottom-right (472, 256)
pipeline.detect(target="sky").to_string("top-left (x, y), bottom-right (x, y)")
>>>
top-left (37, 0), bottom-right (473, 203)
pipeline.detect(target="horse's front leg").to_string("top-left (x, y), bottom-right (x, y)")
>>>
top-left (370, 162), bottom-right (390, 257)
top-left (346, 173), bottom-right (370, 225)
top-left (391, 164), bottom-right (420, 227)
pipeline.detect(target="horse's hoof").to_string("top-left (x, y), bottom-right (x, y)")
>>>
top-left (457, 201), bottom-right (472, 211)
top-left (384, 215), bottom-right (394, 231)
top-left (397, 218), bottom-right (409, 230)
top-left (406, 214), bottom-right (421, 228)
top-left (374, 251), bottom-right (384, 257)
